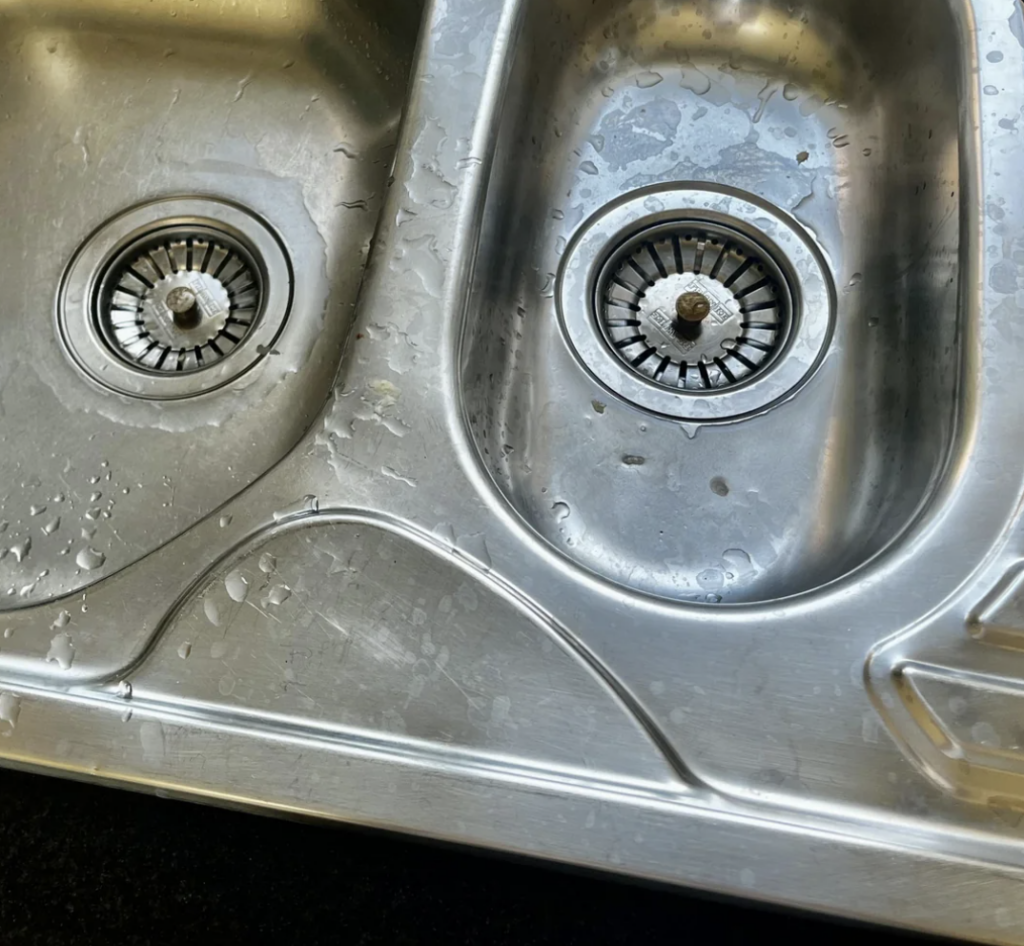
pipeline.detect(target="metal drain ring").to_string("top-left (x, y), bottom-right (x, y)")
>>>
top-left (558, 184), bottom-right (835, 424)
top-left (598, 221), bottom-right (791, 392)
top-left (58, 197), bottom-right (292, 400)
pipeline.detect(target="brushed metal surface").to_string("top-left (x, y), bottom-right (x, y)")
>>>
top-left (3, 0), bottom-right (1024, 942)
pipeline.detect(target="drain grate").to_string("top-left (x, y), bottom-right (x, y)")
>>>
top-left (99, 226), bottom-right (263, 373)
top-left (58, 197), bottom-right (292, 400)
top-left (597, 221), bottom-right (789, 391)
top-left (557, 184), bottom-right (834, 423)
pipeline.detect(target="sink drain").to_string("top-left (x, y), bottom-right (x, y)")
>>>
top-left (59, 197), bottom-right (292, 399)
top-left (558, 185), bottom-right (834, 423)
top-left (597, 220), bottom-right (791, 391)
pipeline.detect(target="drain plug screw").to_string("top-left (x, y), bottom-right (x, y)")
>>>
top-left (676, 291), bottom-right (711, 323)
top-left (675, 291), bottom-right (710, 339)
top-left (165, 287), bottom-right (201, 329)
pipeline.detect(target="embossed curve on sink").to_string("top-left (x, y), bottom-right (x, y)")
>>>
top-left (0, 0), bottom-right (421, 610)
top-left (460, 0), bottom-right (964, 603)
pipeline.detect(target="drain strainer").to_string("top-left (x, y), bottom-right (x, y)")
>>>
top-left (558, 184), bottom-right (834, 422)
top-left (59, 198), bottom-right (292, 399)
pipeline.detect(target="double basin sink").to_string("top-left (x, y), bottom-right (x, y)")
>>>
top-left (1, 0), bottom-right (1023, 941)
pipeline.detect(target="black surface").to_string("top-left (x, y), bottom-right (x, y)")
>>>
top-left (0, 769), bottom-right (945, 945)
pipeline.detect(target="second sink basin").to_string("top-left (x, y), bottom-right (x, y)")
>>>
top-left (461, 0), bottom-right (963, 603)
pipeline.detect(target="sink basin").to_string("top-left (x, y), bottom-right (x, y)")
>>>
top-left (4, 1), bottom-right (1024, 943)
top-left (0, 0), bottom-right (417, 607)
top-left (461, 0), bottom-right (962, 603)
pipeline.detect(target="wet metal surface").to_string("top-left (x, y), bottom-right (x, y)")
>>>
top-left (4, 1), bottom-right (1024, 943)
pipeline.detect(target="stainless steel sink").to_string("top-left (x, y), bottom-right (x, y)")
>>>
top-left (4, 1), bottom-right (1024, 942)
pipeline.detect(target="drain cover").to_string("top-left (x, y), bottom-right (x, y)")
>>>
top-left (597, 220), bottom-right (790, 391)
top-left (99, 225), bottom-right (263, 373)
top-left (558, 184), bottom-right (834, 423)
top-left (59, 197), bottom-right (292, 399)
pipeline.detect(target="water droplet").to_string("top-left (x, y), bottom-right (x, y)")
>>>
top-left (432, 523), bottom-right (456, 548)
top-left (272, 495), bottom-right (319, 522)
top-left (580, 160), bottom-right (599, 176)
top-left (697, 568), bottom-right (724, 591)
top-left (42, 517), bottom-right (60, 535)
top-left (591, 400), bottom-right (606, 414)
top-left (782, 83), bottom-right (800, 101)
top-left (89, 492), bottom-right (102, 502)
top-left (266, 584), bottom-right (291, 606)
top-left (752, 80), bottom-right (777, 124)
top-left (51, 610), bottom-right (71, 629)
top-left (984, 85), bottom-right (999, 96)
top-left (258, 552), bottom-right (276, 574)
top-left (621, 455), bottom-right (646, 466)
top-left (680, 423), bottom-right (699, 440)
top-left (988, 50), bottom-right (1005, 63)
top-left (116, 680), bottom-right (133, 699)
top-left (75, 547), bottom-right (105, 571)
top-left (177, 641), bottom-right (192, 659)
top-left (845, 272), bottom-right (863, 291)
top-left (233, 73), bottom-right (253, 102)
top-left (552, 502), bottom-right (571, 522)
top-left (46, 631), bottom-right (74, 669)
top-left (455, 533), bottom-right (491, 571)
top-left (9, 538), bottom-right (31, 563)
top-left (29, 504), bottom-right (46, 517)
top-left (0, 692), bottom-right (21, 732)
top-left (203, 596), bottom-right (221, 626)
top-left (710, 477), bottom-right (730, 497)
top-left (635, 70), bottom-right (663, 89)
top-left (218, 515), bottom-right (233, 528)
top-left (680, 67), bottom-right (712, 96)
top-left (224, 570), bottom-right (249, 603)
top-left (2, 628), bottom-right (12, 638)
top-left (796, 150), bottom-right (809, 164)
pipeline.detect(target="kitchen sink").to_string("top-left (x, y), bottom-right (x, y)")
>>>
top-left (3, 0), bottom-right (1024, 942)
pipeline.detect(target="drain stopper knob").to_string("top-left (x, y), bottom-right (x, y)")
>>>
top-left (165, 287), bottom-right (201, 329)
top-left (676, 291), bottom-right (711, 324)
top-left (675, 291), bottom-right (710, 340)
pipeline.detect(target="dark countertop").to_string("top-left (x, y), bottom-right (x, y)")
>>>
top-left (0, 768), bottom-right (943, 945)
